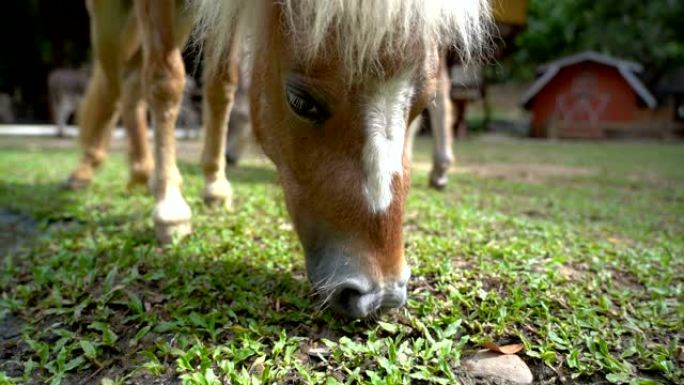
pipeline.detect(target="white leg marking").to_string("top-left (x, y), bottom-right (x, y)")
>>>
top-left (362, 77), bottom-right (414, 214)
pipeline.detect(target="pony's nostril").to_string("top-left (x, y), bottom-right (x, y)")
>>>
top-left (330, 280), bottom-right (378, 318)
top-left (335, 287), bottom-right (363, 309)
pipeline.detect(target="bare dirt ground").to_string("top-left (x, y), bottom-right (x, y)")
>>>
top-left (0, 134), bottom-right (604, 185)
top-left (411, 161), bottom-right (596, 183)
top-left (459, 163), bottom-right (594, 181)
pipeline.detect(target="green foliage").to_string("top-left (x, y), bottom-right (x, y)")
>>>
top-left (500, 0), bottom-right (684, 81)
top-left (0, 138), bottom-right (682, 384)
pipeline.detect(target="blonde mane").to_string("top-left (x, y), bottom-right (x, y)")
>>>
top-left (194, 0), bottom-right (491, 78)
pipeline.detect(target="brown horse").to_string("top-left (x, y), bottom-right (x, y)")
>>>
top-left (66, 0), bottom-right (489, 318)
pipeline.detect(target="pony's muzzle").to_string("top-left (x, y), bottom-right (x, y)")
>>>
top-left (329, 276), bottom-right (408, 318)
top-left (301, 226), bottom-right (410, 318)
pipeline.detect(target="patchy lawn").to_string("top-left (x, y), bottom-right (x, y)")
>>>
top-left (0, 136), bottom-right (682, 385)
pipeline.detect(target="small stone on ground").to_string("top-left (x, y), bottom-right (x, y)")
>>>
top-left (463, 350), bottom-right (534, 384)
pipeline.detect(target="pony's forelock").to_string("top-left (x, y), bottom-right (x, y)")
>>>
top-left (194, 0), bottom-right (491, 78)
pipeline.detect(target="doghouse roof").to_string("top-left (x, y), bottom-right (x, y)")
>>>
top-left (521, 51), bottom-right (657, 109)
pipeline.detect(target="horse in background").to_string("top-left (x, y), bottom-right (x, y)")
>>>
top-left (48, 66), bottom-right (200, 139)
top-left (0, 93), bottom-right (14, 124)
top-left (67, 0), bottom-right (490, 318)
top-left (48, 68), bottom-right (90, 137)
top-left (420, 54), bottom-right (483, 189)
top-left (176, 75), bottom-right (202, 140)
top-left (224, 60), bottom-right (251, 165)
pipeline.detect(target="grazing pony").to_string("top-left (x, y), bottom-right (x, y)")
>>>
top-left (223, 54), bottom-right (456, 190)
top-left (67, 0), bottom-right (489, 318)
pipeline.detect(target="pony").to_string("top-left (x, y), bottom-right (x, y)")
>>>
top-left (222, 53), bottom-right (478, 190)
top-left (223, 54), bottom-right (457, 190)
top-left (66, 0), bottom-right (490, 318)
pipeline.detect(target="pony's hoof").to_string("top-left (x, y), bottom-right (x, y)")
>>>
top-left (128, 162), bottom-right (153, 191)
top-left (63, 175), bottom-right (91, 190)
top-left (153, 193), bottom-right (192, 245)
top-left (428, 172), bottom-right (448, 190)
top-left (203, 179), bottom-right (233, 210)
top-left (127, 173), bottom-right (151, 192)
top-left (155, 220), bottom-right (192, 245)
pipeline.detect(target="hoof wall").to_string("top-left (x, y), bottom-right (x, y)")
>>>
top-left (63, 176), bottom-right (91, 191)
top-left (202, 179), bottom-right (233, 210)
top-left (155, 220), bottom-right (192, 245)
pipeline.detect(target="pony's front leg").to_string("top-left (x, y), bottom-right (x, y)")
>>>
top-left (121, 53), bottom-right (154, 190)
top-left (428, 57), bottom-right (454, 190)
top-left (200, 35), bottom-right (240, 209)
top-left (136, 0), bottom-right (191, 244)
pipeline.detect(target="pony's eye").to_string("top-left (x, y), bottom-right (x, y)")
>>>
top-left (285, 85), bottom-right (330, 123)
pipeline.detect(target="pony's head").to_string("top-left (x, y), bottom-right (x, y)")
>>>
top-left (197, 0), bottom-right (489, 318)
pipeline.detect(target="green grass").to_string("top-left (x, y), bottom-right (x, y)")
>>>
top-left (0, 137), bottom-right (682, 385)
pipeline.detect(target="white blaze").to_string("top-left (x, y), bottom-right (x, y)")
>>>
top-left (362, 77), bottom-right (414, 214)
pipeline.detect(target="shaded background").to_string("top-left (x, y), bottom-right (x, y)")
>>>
top-left (0, 1), bottom-right (89, 122)
top-left (1, 0), bottom-right (683, 124)
top-left (0, 0), bottom-right (201, 123)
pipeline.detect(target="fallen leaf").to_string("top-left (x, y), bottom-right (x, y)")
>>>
top-left (249, 355), bottom-right (266, 374)
top-left (306, 345), bottom-right (331, 357)
top-left (146, 293), bottom-right (166, 304)
top-left (483, 341), bottom-right (524, 355)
